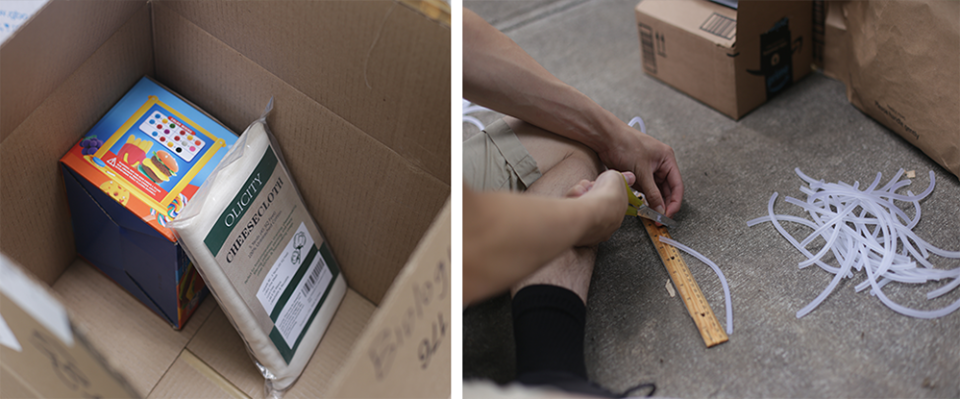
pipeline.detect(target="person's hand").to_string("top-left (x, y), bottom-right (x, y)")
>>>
top-left (597, 124), bottom-right (683, 219)
top-left (569, 170), bottom-right (635, 246)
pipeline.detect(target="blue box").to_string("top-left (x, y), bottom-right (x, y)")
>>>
top-left (60, 77), bottom-right (238, 329)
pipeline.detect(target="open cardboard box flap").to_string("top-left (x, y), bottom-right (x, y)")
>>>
top-left (0, 1), bottom-right (450, 397)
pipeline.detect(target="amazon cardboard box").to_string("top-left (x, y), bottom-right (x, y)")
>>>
top-left (0, 1), bottom-right (450, 397)
top-left (635, 0), bottom-right (813, 120)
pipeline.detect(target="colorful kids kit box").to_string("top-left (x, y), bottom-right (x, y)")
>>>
top-left (60, 77), bottom-right (238, 329)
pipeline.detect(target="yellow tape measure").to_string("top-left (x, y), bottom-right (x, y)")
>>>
top-left (642, 218), bottom-right (728, 348)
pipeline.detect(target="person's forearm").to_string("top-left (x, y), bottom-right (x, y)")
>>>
top-left (463, 187), bottom-right (596, 305)
top-left (463, 8), bottom-right (619, 154)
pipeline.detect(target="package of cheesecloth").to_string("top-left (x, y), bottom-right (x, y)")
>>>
top-left (168, 99), bottom-right (347, 396)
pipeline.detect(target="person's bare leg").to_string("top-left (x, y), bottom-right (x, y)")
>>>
top-left (504, 116), bottom-right (603, 304)
top-left (505, 117), bottom-right (617, 396)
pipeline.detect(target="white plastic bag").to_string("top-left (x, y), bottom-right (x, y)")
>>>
top-left (169, 99), bottom-right (347, 397)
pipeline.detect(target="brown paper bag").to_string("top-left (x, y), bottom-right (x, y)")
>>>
top-left (824, 1), bottom-right (959, 179)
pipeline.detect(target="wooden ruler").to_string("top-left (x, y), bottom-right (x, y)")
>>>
top-left (642, 218), bottom-right (728, 348)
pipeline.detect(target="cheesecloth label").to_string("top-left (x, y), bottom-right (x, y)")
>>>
top-left (203, 146), bottom-right (339, 363)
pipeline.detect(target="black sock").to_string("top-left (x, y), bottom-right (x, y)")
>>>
top-left (511, 285), bottom-right (655, 398)
top-left (512, 284), bottom-right (588, 379)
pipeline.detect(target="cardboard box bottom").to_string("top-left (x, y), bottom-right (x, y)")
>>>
top-left (51, 258), bottom-right (376, 398)
top-left (183, 292), bottom-right (376, 398)
top-left (52, 259), bottom-right (214, 395)
top-left (147, 350), bottom-right (245, 398)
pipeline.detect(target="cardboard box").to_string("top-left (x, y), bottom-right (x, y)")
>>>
top-left (59, 77), bottom-right (240, 329)
top-left (635, 0), bottom-right (813, 120)
top-left (820, 0), bottom-right (847, 82)
top-left (0, 255), bottom-right (139, 399)
top-left (0, 0), bottom-right (450, 397)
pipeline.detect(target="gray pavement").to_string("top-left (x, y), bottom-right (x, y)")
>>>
top-left (462, 1), bottom-right (960, 398)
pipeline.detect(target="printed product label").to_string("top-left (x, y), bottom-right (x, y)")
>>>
top-left (257, 222), bottom-right (333, 347)
top-left (203, 146), bottom-right (340, 364)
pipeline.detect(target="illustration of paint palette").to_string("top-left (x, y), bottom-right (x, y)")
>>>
top-left (138, 111), bottom-right (206, 162)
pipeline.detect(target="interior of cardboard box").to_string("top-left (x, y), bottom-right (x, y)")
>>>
top-left (1, 0), bottom-right (450, 301)
top-left (149, 350), bottom-right (246, 398)
top-left (51, 258), bottom-right (377, 398)
top-left (187, 291), bottom-right (376, 398)
top-left (51, 259), bottom-right (212, 394)
top-left (1, 0), bottom-right (450, 397)
top-left (0, 2), bottom-right (154, 285)
top-left (0, 1), bottom-right (145, 139)
top-left (157, 1), bottom-right (451, 185)
top-left (149, 0), bottom-right (451, 306)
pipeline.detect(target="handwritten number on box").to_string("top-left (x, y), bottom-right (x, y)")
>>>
top-left (367, 259), bottom-right (449, 381)
top-left (30, 330), bottom-right (106, 399)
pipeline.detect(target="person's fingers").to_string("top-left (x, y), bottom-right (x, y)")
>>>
top-left (566, 179), bottom-right (594, 198)
top-left (668, 171), bottom-right (684, 216)
top-left (568, 170), bottom-right (631, 202)
top-left (597, 123), bottom-right (683, 220)
top-left (656, 160), bottom-right (684, 217)
top-left (594, 170), bottom-right (632, 215)
top-left (622, 171), bottom-right (636, 186)
top-left (637, 168), bottom-right (665, 215)
top-left (594, 169), bottom-right (628, 194)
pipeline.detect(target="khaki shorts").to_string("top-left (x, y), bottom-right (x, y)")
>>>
top-left (463, 119), bottom-right (542, 192)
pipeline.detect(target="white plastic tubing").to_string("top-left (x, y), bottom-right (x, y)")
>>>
top-left (462, 99), bottom-right (490, 130)
top-left (748, 168), bottom-right (960, 319)
top-left (657, 237), bottom-right (733, 335)
top-left (628, 116), bottom-right (647, 134)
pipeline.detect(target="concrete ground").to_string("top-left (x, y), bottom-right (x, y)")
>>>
top-left (461, 1), bottom-right (960, 398)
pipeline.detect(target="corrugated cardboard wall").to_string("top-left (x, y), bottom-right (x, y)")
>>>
top-left (150, 1), bottom-right (450, 305)
top-left (0, 3), bottom-right (155, 284)
top-left (158, 1), bottom-right (451, 186)
top-left (0, 1), bottom-right (145, 141)
top-left (328, 200), bottom-right (451, 398)
top-left (0, 367), bottom-right (36, 398)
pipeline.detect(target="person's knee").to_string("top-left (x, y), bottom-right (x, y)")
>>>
top-left (564, 141), bottom-right (602, 179)
top-left (507, 117), bottom-right (602, 178)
